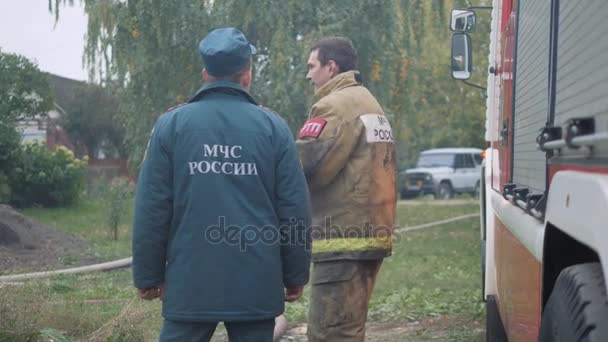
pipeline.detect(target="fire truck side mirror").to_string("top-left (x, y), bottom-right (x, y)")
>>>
top-left (450, 9), bottom-right (476, 33)
top-left (451, 33), bottom-right (473, 80)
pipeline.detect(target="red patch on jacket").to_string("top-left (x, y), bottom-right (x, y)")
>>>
top-left (299, 118), bottom-right (327, 138)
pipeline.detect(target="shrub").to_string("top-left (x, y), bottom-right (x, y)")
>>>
top-left (9, 142), bottom-right (88, 207)
top-left (105, 178), bottom-right (132, 241)
top-left (0, 122), bottom-right (20, 204)
top-left (0, 121), bottom-right (20, 173)
top-left (0, 172), bottom-right (10, 204)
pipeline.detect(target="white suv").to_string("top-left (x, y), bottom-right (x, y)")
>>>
top-left (400, 148), bottom-right (483, 199)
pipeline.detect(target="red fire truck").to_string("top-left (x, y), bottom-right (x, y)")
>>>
top-left (450, 1), bottom-right (608, 341)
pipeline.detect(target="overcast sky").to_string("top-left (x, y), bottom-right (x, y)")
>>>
top-left (0, 0), bottom-right (88, 81)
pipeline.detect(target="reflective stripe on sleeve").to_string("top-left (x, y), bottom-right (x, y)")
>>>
top-left (312, 236), bottom-right (393, 254)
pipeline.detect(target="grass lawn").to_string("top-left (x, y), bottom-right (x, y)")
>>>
top-left (371, 202), bottom-right (484, 341)
top-left (1, 200), bottom-right (482, 341)
top-left (19, 197), bottom-right (135, 262)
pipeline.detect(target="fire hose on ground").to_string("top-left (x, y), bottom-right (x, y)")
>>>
top-left (0, 213), bottom-right (479, 283)
top-left (0, 213), bottom-right (478, 340)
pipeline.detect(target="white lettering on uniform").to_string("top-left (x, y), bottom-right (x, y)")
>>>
top-left (247, 163), bottom-right (258, 175)
top-left (211, 161), bottom-right (221, 173)
top-left (198, 161), bottom-right (211, 173)
top-left (359, 114), bottom-right (394, 143)
top-left (301, 122), bottom-right (323, 134)
top-left (190, 144), bottom-right (255, 176)
top-left (222, 163), bottom-right (233, 174)
top-left (189, 162), bottom-right (198, 175)
top-left (188, 161), bottom-right (258, 176)
top-left (204, 145), bottom-right (218, 157)
top-left (234, 163), bottom-right (246, 175)
top-left (219, 145), bottom-right (229, 158)
top-left (204, 144), bottom-right (243, 159)
top-left (230, 146), bottom-right (242, 158)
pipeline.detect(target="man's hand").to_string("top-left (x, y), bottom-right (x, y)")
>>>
top-left (285, 285), bottom-right (304, 302)
top-left (137, 286), bottom-right (163, 301)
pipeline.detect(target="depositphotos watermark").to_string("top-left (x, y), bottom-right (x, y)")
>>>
top-left (203, 216), bottom-right (394, 251)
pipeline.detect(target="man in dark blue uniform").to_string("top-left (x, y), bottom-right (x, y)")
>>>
top-left (132, 27), bottom-right (312, 342)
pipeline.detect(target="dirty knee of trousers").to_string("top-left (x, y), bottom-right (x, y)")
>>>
top-left (307, 260), bottom-right (382, 342)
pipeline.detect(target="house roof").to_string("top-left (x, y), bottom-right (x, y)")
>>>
top-left (45, 73), bottom-right (88, 115)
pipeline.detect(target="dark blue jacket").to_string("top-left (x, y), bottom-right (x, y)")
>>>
top-left (132, 81), bottom-right (311, 322)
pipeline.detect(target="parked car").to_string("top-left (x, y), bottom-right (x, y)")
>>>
top-left (400, 148), bottom-right (483, 199)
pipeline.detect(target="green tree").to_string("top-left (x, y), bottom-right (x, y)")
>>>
top-left (0, 49), bottom-right (53, 123)
top-left (50, 0), bottom-right (490, 170)
top-left (51, 0), bottom-right (211, 168)
top-left (0, 50), bottom-right (54, 202)
top-left (61, 83), bottom-right (126, 159)
top-left (0, 122), bottom-right (20, 203)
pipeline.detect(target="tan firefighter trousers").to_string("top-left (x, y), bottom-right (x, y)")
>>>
top-left (307, 259), bottom-right (383, 342)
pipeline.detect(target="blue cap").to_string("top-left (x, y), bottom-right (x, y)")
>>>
top-left (198, 27), bottom-right (256, 77)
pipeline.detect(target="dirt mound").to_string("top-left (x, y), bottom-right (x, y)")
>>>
top-left (0, 205), bottom-right (96, 275)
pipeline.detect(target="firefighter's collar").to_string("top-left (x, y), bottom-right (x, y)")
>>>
top-left (314, 70), bottom-right (362, 101)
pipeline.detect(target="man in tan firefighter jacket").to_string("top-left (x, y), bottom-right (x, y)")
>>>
top-left (297, 37), bottom-right (397, 342)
